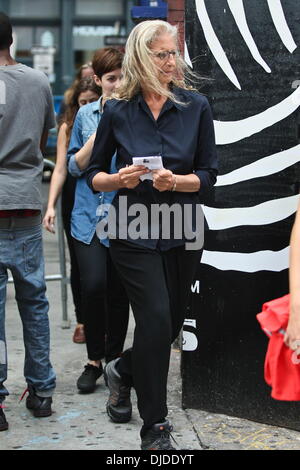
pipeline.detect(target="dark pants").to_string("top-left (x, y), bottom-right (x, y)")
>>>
top-left (73, 235), bottom-right (129, 362)
top-left (106, 256), bottom-right (130, 364)
top-left (62, 215), bottom-right (83, 324)
top-left (62, 175), bottom-right (83, 324)
top-left (109, 239), bottom-right (202, 429)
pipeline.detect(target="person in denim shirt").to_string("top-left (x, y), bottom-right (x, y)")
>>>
top-left (67, 48), bottom-right (129, 393)
top-left (43, 76), bottom-right (102, 346)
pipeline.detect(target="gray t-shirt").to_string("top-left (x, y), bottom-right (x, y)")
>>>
top-left (0, 63), bottom-right (56, 210)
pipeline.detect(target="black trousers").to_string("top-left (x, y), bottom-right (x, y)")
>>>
top-left (73, 235), bottom-right (129, 362)
top-left (109, 239), bottom-right (202, 429)
top-left (62, 215), bottom-right (83, 324)
top-left (61, 175), bottom-right (82, 324)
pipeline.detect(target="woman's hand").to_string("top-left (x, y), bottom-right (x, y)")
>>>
top-left (118, 165), bottom-right (149, 189)
top-left (43, 207), bottom-right (56, 233)
top-left (152, 169), bottom-right (175, 192)
top-left (284, 304), bottom-right (300, 350)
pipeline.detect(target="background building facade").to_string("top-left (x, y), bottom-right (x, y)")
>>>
top-left (0, 0), bottom-right (185, 95)
top-left (0, 0), bottom-right (135, 94)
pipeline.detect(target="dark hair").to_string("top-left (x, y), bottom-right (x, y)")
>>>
top-left (0, 12), bottom-right (13, 51)
top-left (92, 47), bottom-right (123, 79)
top-left (63, 76), bottom-right (101, 146)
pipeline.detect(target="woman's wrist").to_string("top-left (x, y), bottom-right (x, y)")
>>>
top-left (171, 174), bottom-right (177, 192)
top-left (290, 299), bottom-right (300, 315)
top-left (46, 203), bottom-right (55, 211)
top-left (117, 172), bottom-right (124, 189)
top-left (168, 173), bottom-right (201, 193)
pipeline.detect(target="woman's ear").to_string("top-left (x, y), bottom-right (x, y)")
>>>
top-left (93, 75), bottom-right (102, 88)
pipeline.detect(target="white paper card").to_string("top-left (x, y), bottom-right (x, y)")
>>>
top-left (132, 156), bottom-right (163, 181)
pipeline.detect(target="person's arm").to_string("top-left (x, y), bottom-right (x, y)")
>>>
top-left (284, 201), bottom-right (300, 349)
top-left (92, 165), bottom-right (150, 192)
top-left (74, 132), bottom-right (96, 171)
top-left (193, 97), bottom-right (218, 193)
top-left (43, 123), bottom-right (68, 233)
top-left (40, 129), bottom-right (49, 153)
top-left (67, 112), bottom-right (85, 178)
top-left (86, 103), bottom-right (149, 192)
top-left (41, 77), bottom-right (56, 153)
top-left (152, 170), bottom-right (200, 192)
top-left (152, 97), bottom-right (218, 193)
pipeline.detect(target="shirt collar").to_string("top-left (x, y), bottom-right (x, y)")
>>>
top-left (171, 87), bottom-right (187, 109)
top-left (91, 97), bottom-right (103, 114)
top-left (136, 86), bottom-right (185, 111)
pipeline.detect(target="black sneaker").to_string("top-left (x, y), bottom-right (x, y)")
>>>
top-left (0, 405), bottom-right (8, 431)
top-left (141, 420), bottom-right (176, 450)
top-left (103, 358), bottom-right (132, 423)
top-left (77, 363), bottom-right (103, 393)
top-left (25, 385), bottom-right (52, 418)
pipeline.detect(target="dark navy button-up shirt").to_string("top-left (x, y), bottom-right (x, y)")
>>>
top-left (86, 87), bottom-right (218, 251)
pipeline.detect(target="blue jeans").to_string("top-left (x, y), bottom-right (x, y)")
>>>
top-left (0, 224), bottom-right (56, 402)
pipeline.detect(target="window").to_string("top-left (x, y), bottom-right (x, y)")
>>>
top-left (75, 0), bottom-right (123, 17)
top-left (13, 26), bottom-right (60, 57)
top-left (36, 28), bottom-right (60, 52)
top-left (10, 0), bottom-right (60, 18)
top-left (73, 25), bottom-right (120, 51)
top-left (13, 26), bottom-right (33, 57)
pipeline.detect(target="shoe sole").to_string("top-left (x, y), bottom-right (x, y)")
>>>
top-left (0, 423), bottom-right (8, 431)
top-left (77, 377), bottom-right (101, 393)
top-left (26, 402), bottom-right (52, 417)
top-left (77, 383), bottom-right (97, 393)
top-left (32, 409), bottom-right (52, 418)
top-left (106, 403), bottom-right (132, 423)
top-left (26, 407), bottom-right (52, 417)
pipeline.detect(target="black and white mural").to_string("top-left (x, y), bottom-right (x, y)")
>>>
top-left (183, 0), bottom-right (300, 428)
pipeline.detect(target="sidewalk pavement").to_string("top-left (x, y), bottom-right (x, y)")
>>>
top-left (1, 205), bottom-right (300, 451)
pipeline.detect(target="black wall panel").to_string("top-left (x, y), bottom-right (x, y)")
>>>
top-left (183, 0), bottom-right (300, 429)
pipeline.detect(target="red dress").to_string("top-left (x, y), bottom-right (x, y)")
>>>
top-left (257, 294), bottom-right (300, 401)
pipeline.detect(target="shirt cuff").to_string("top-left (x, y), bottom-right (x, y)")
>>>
top-left (68, 155), bottom-right (84, 177)
top-left (86, 169), bottom-right (101, 193)
top-left (195, 169), bottom-right (217, 194)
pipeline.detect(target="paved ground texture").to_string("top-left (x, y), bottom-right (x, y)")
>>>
top-left (1, 191), bottom-right (300, 452)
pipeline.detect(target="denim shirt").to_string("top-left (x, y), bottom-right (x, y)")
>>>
top-left (67, 98), bottom-right (116, 246)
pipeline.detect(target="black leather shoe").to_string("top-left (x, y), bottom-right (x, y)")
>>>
top-left (0, 406), bottom-right (8, 431)
top-left (25, 385), bottom-right (52, 417)
top-left (77, 363), bottom-right (103, 393)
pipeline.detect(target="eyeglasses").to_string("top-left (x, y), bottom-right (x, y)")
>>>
top-left (151, 50), bottom-right (179, 61)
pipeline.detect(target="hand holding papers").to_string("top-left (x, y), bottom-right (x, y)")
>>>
top-left (132, 156), bottom-right (163, 181)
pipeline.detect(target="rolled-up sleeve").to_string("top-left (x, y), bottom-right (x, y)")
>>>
top-left (194, 98), bottom-right (218, 195)
top-left (67, 111), bottom-right (85, 178)
top-left (86, 102), bottom-right (118, 192)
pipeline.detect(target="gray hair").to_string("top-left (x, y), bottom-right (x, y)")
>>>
top-left (115, 20), bottom-right (197, 103)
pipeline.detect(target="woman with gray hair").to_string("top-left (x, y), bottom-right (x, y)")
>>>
top-left (86, 20), bottom-right (218, 450)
